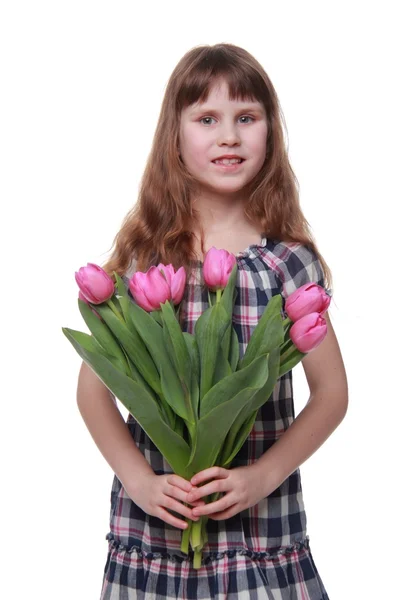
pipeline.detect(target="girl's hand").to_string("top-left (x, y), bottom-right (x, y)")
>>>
top-left (126, 472), bottom-right (205, 530)
top-left (186, 464), bottom-right (273, 521)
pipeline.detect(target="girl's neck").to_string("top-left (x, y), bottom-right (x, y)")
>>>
top-left (192, 224), bottom-right (264, 261)
top-left (191, 192), bottom-right (264, 259)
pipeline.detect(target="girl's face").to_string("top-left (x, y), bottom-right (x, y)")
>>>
top-left (178, 78), bottom-right (268, 199)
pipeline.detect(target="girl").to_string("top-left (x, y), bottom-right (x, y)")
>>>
top-left (77, 43), bottom-right (348, 599)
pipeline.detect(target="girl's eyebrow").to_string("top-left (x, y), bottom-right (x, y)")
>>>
top-left (189, 105), bottom-right (265, 116)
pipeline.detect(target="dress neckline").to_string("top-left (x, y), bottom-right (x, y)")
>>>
top-left (192, 236), bottom-right (268, 265)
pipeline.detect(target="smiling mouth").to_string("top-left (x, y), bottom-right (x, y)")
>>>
top-left (212, 158), bottom-right (245, 165)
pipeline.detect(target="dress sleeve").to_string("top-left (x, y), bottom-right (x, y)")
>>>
top-left (277, 243), bottom-right (327, 300)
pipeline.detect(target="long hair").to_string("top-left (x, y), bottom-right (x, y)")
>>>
top-left (102, 43), bottom-right (332, 291)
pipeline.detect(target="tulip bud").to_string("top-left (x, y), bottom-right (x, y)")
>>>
top-left (203, 247), bottom-right (236, 291)
top-left (75, 263), bottom-right (115, 304)
top-left (129, 266), bottom-right (172, 311)
top-left (285, 283), bottom-right (331, 322)
top-left (156, 263), bottom-right (186, 305)
top-left (289, 312), bottom-right (328, 353)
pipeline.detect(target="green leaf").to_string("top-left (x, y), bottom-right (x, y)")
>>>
top-left (220, 347), bottom-right (281, 465)
top-left (78, 299), bottom-right (127, 365)
top-left (113, 272), bottom-right (134, 325)
top-left (239, 295), bottom-right (284, 370)
top-left (62, 327), bottom-right (109, 358)
top-left (218, 266), bottom-right (238, 366)
top-left (160, 301), bottom-right (191, 391)
top-left (228, 327), bottom-right (239, 372)
top-left (183, 333), bottom-right (200, 419)
top-left (220, 263), bottom-right (238, 319)
top-left (187, 355), bottom-right (270, 473)
top-left (159, 354), bottom-right (192, 423)
top-left (212, 353), bottom-right (232, 386)
top-left (94, 303), bottom-right (162, 396)
top-left (150, 311), bottom-right (163, 326)
top-left (124, 355), bottom-right (159, 403)
top-left (126, 300), bottom-right (167, 368)
top-left (62, 328), bottom-right (191, 477)
top-left (200, 353), bottom-right (270, 419)
top-left (125, 300), bottom-right (194, 425)
top-left (221, 410), bottom-right (258, 467)
top-left (195, 303), bottom-right (231, 400)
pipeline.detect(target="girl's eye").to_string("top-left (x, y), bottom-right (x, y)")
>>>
top-left (199, 115), bottom-right (254, 126)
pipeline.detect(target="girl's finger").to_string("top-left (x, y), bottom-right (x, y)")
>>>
top-left (162, 495), bottom-right (201, 521)
top-left (157, 506), bottom-right (189, 530)
top-left (208, 505), bottom-right (240, 521)
top-left (186, 478), bottom-right (230, 502)
top-left (192, 493), bottom-right (234, 517)
top-left (165, 483), bottom-right (205, 507)
top-left (166, 474), bottom-right (192, 492)
top-left (190, 467), bottom-right (229, 486)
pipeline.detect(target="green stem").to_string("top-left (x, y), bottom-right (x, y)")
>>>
top-left (190, 518), bottom-right (203, 549)
top-left (216, 288), bottom-right (222, 304)
top-left (181, 519), bottom-right (191, 554)
top-left (193, 547), bottom-right (202, 569)
top-left (282, 317), bottom-right (293, 343)
top-left (280, 344), bottom-right (296, 364)
top-left (280, 337), bottom-right (293, 357)
top-left (106, 300), bottom-right (125, 322)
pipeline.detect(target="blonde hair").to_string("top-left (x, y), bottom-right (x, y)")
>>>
top-left (102, 43), bottom-right (332, 291)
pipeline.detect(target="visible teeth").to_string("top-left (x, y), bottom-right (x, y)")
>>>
top-left (214, 158), bottom-right (242, 165)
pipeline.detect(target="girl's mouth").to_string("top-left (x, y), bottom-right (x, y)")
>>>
top-left (212, 159), bottom-right (245, 171)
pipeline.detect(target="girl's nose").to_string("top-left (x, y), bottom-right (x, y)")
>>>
top-left (217, 123), bottom-right (240, 146)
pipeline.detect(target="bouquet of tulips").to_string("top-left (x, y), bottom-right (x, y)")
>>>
top-left (62, 248), bottom-right (331, 568)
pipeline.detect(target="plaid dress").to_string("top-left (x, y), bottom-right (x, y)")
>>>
top-left (100, 237), bottom-right (330, 599)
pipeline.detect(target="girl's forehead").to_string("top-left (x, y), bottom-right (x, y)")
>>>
top-left (185, 94), bottom-right (264, 115)
top-left (181, 76), bottom-right (261, 112)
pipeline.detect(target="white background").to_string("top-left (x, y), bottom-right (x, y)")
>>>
top-left (1, 1), bottom-right (398, 598)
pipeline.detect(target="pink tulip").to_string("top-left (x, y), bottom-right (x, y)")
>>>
top-left (75, 263), bottom-right (115, 304)
top-left (289, 312), bottom-right (328, 353)
top-left (129, 267), bottom-right (170, 311)
top-left (129, 264), bottom-right (186, 311)
top-left (156, 263), bottom-right (186, 305)
top-left (203, 247), bottom-right (236, 291)
top-left (285, 283), bottom-right (331, 322)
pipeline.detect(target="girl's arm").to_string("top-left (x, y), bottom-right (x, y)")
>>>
top-left (77, 360), bottom-right (154, 487)
top-left (76, 361), bottom-right (203, 528)
top-left (255, 311), bottom-right (348, 490)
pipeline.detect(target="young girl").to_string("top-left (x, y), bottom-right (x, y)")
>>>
top-left (77, 43), bottom-right (348, 599)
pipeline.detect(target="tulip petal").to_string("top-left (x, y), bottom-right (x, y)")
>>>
top-left (146, 267), bottom-right (171, 306)
top-left (129, 274), bottom-right (156, 311)
top-left (157, 263), bottom-right (173, 287)
top-left (171, 266), bottom-right (186, 304)
top-left (285, 283), bottom-right (331, 322)
top-left (289, 312), bottom-right (327, 353)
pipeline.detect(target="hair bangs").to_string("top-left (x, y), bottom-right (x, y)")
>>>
top-left (177, 46), bottom-right (266, 112)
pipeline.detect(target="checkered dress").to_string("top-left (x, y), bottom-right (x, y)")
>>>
top-left (100, 238), bottom-right (330, 599)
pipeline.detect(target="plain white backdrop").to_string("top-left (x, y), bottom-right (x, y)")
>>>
top-left (1, 1), bottom-right (398, 598)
